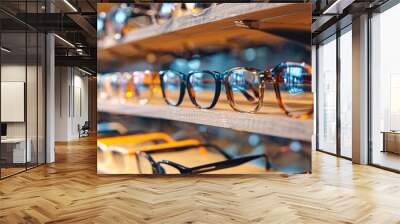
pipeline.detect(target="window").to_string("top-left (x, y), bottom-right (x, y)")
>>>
top-left (317, 36), bottom-right (337, 154)
top-left (339, 28), bottom-right (352, 158)
top-left (370, 3), bottom-right (400, 171)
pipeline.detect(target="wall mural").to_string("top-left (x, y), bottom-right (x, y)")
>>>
top-left (97, 3), bottom-right (313, 175)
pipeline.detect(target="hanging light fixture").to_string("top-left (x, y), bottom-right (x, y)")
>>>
top-left (54, 34), bottom-right (75, 48)
top-left (1, 47), bottom-right (11, 53)
top-left (63, 0), bottom-right (78, 12)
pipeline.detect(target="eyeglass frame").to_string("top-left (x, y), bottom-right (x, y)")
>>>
top-left (97, 137), bottom-right (211, 173)
top-left (135, 143), bottom-right (271, 175)
top-left (159, 70), bottom-right (222, 109)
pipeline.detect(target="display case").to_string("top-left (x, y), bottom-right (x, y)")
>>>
top-left (382, 131), bottom-right (400, 155)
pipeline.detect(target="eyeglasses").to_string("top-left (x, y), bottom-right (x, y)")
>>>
top-left (98, 132), bottom-right (175, 171)
top-left (159, 62), bottom-right (312, 117)
top-left (98, 132), bottom-right (176, 149)
top-left (135, 143), bottom-right (271, 174)
top-left (108, 5), bottom-right (160, 40)
top-left (99, 139), bottom-right (213, 173)
top-left (98, 71), bottom-right (157, 105)
top-left (98, 132), bottom-right (208, 173)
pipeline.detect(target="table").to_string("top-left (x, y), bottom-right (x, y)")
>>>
top-left (382, 131), bottom-right (400, 155)
top-left (1, 138), bottom-right (31, 164)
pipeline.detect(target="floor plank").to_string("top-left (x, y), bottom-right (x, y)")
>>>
top-left (0, 136), bottom-right (399, 224)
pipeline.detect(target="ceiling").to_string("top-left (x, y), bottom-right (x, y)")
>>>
top-left (311, 0), bottom-right (390, 42)
top-left (0, 0), bottom-right (97, 74)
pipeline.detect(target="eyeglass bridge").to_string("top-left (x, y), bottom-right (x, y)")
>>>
top-left (259, 71), bottom-right (273, 82)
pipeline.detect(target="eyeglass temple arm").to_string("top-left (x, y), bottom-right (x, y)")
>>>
top-left (98, 132), bottom-right (175, 145)
top-left (186, 154), bottom-right (268, 174)
top-left (146, 143), bottom-right (232, 160)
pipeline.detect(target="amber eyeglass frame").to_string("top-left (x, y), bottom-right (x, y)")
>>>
top-left (225, 62), bottom-right (313, 117)
top-left (97, 132), bottom-right (177, 168)
top-left (97, 132), bottom-right (210, 173)
top-left (159, 62), bottom-right (313, 117)
top-left (99, 71), bottom-right (159, 104)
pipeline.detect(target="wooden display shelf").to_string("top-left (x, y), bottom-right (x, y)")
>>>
top-left (98, 3), bottom-right (311, 66)
top-left (98, 99), bottom-right (313, 142)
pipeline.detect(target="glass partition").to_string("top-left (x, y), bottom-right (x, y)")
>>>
top-left (0, 9), bottom-right (28, 177)
top-left (317, 35), bottom-right (337, 154)
top-left (0, 1), bottom-right (46, 179)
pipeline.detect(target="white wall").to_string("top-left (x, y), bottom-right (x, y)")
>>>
top-left (72, 74), bottom-right (89, 138)
top-left (1, 64), bottom-right (46, 163)
top-left (55, 67), bottom-right (89, 141)
top-left (1, 65), bottom-right (35, 138)
top-left (55, 66), bottom-right (69, 141)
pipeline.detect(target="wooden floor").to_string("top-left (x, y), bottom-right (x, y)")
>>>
top-left (0, 137), bottom-right (400, 224)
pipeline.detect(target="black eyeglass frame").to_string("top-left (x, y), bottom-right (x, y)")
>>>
top-left (135, 143), bottom-right (271, 175)
top-left (156, 154), bottom-right (267, 174)
top-left (159, 70), bottom-right (222, 109)
top-left (135, 143), bottom-right (231, 174)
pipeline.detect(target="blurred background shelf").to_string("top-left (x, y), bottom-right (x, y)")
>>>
top-left (98, 3), bottom-right (311, 70)
top-left (98, 100), bottom-right (313, 142)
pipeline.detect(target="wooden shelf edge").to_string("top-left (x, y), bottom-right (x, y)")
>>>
top-left (98, 3), bottom-right (298, 50)
top-left (98, 101), bottom-right (313, 142)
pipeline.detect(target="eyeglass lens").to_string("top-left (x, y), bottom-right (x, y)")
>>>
top-left (276, 66), bottom-right (313, 115)
top-left (158, 163), bottom-right (181, 174)
top-left (226, 68), bottom-right (262, 112)
top-left (136, 153), bottom-right (155, 174)
top-left (188, 72), bottom-right (217, 108)
top-left (162, 71), bottom-right (182, 105)
top-left (132, 71), bottom-right (153, 105)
